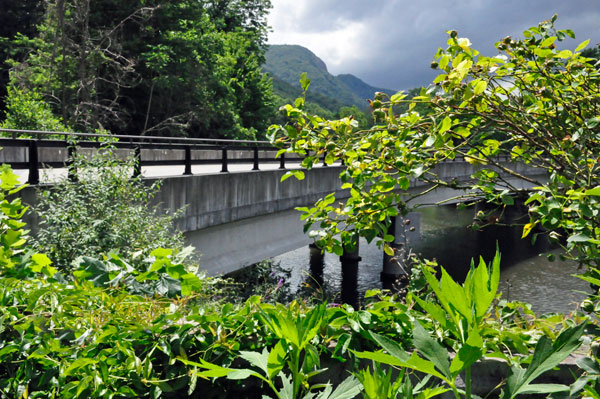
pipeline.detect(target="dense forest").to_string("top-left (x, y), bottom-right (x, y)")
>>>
top-left (0, 0), bottom-right (275, 140)
top-left (0, 1), bottom-right (434, 140)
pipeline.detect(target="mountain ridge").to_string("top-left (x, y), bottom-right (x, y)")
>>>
top-left (263, 44), bottom-right (395, 111)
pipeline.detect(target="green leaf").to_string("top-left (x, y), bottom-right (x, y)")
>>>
top-left (470, 252), bottom-right (500, 320)
top-left (567, 233), bottom-right (591, 243)
top-left (227, 369), bottom-right (260, 380)
top-left (411, 322), bottom-right (451, 380)
top-left (300, 72), bottom-right (311, 91)
top-left (390, 92), bottom-right (407, 103)
top-left (449, 328), bottom-right (483, 375)
top-left (383, 244), bottom-right (394, 256)
top-left (584, 186), bottom-right (600, 196)
top-left (281, 170), bottom-right (305, 182)
top-left (351, 350), bottom-right (407, 368)
top-left (267, 340), bottom-right (287, 380)
top-left (64, 358), bottom-right (97, 376)
top-left (439, 116), bottom-right (452, 134)
top-left (540, 36), bottom-right (557, 48)
top-left (439, 269), bottom-right (470, 320)
top-left (414, 297), bottom-right (451, 331)
top-left (501, 195), bottom-right (514, 206)
top-left (473, 79), bottom-right (487, 95)
top-left (326, 376), bottom-right (363, 399)
top-left (518, 383), bottom-right (569, 395)
top-left (370, 333), bottom-right (410, 363)
top-left (575, 39), bottom-right (590, 53)
top-left (502, 323), bottom-right (585, 399)
top-left (455, 59), bottom-right (472, 77)
top-left (575, 274), bottom-right (600, 287)
top-left (278, 373), bottom-right (295, 399)
top-left (239, 349), bottom-right (269, 376)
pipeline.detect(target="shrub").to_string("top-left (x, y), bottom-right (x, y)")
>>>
top-left (32, 147), bottom-right (194, 273)
top-left (0, 86), bottom-right (69, 132)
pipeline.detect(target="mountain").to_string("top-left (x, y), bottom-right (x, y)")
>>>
top-left (337, 74), bottom-right (395, 100)
top-left (263, 44), bottom-right (395, 111)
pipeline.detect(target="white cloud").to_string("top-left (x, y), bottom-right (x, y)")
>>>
top-left (268, 1), bottom-right (372, 72)
top-left (268, 0), bottom-right (600, 90)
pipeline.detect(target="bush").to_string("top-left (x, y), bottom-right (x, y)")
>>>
top-left (0, 86), bottom-right (69, 132)
top-left (32, 147), bottom-right (194, 273)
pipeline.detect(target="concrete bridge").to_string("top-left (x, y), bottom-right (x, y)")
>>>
top-left (1, 130), bottom-right (547, 278)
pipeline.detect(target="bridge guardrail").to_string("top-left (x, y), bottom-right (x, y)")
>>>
top-left (0, 128), bottom-right (516, 185)
top-left (0, 128), bottom-right (310, 184)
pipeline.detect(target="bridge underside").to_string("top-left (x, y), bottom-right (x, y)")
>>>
top-left (185, 209), bottom-right (309, 276)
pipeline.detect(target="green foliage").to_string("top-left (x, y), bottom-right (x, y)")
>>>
top-left (181, 301), bottom-right (365, 399)
top-left (269, 17), bottom-right (600, 281)
top-left (227, 259), bottom-right (293, 303)
top-left (0, 0), bottom-right (44, 116)
top-left (353, 253), bottom-right (585, 399)
top-left (502, 323), bottom-right (586, 398)
top-left (73, 248), bottom-right (206, 298)
top-left (4, 0), bottom-right (274, 139)
top-left (355, 254), bottom-right (500, 399)
top-left (0, 86), bottom-right (69, 132)
top-left (0, 165), bottom-right (57, 279)
top-left (32, 147), bottom-right (192, 273)
top-left (412, 252), bottom-right (500, 344)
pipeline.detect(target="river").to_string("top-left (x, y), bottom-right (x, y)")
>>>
top-left (272, 204), bottom-right (589, 315)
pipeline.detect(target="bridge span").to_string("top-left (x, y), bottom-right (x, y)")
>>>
top-left (1, 129), bottom-right (546, 278)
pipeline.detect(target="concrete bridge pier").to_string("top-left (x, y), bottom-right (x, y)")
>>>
top-left (308, 243), bottom-right (324, 289)
top-left (340, 237), bottom-right (361, 307)
top-left (381, 213), bottom-right (421, 290)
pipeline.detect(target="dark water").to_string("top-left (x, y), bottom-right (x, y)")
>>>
top-left (272, 205), bottom-right (589, 315)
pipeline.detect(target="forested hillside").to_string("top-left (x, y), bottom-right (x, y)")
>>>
top-left (264, 44), bottom-right (395, 112)
top-left (0, 0), bottom-right (274, 140)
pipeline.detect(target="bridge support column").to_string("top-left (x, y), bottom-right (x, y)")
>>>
top-left (27, 140), bottom-right (39, 185)
top-left (382, 216), bottom-right (404, 284)
top-left (340, 237), bottom-right (361, 308)
top-left (381, 214), bottom-right (420, 290)
top-left (308, 243), bottom-right (324, 289)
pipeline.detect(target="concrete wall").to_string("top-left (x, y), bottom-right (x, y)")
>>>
top-left (149, 166), bottom-right (349, 233)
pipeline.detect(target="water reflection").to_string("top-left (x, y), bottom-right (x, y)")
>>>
top-left (272, 205), bottom-right (589, 314)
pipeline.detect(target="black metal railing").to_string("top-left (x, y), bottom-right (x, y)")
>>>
top-left (0, 128), bottom-right (304, 184)
top-left (0, 128), bottom-right (513, 186)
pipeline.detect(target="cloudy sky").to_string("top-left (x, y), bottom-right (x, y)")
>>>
top-left (268, 1), bottom-right (600, 91)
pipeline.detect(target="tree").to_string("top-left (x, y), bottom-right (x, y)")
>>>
top-left (4, 0), bottom-right (274, 139)
top-left (269, 17), bottom-right (600, 275)
top-left (131, 0), bottom-right (274, 139)
top-left (0, 0), bottom-right (44, 117)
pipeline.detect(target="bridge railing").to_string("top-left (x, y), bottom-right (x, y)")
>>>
top-left (0, 128), bottom-right (515, 185)
top-left (0, 128), bottom-right (309, 184)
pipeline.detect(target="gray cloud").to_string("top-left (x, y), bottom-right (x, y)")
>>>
top-left (269, 0), bottom-right (600, 90)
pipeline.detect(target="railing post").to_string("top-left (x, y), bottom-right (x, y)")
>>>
top-left (279, 152), bottom-right (285, 169)
top-left (67, 145), bottom-right (77, 182)
top-left (27, 140), bottom-right (39, 185)
top-left (252, 147), bottom-right (259, 170)
top-left (221, 147), bottom-right (229, 173)
top-left (183, 146), bottom-right (192, 175)
top-left (133, 145), bottom-right (142, 178)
